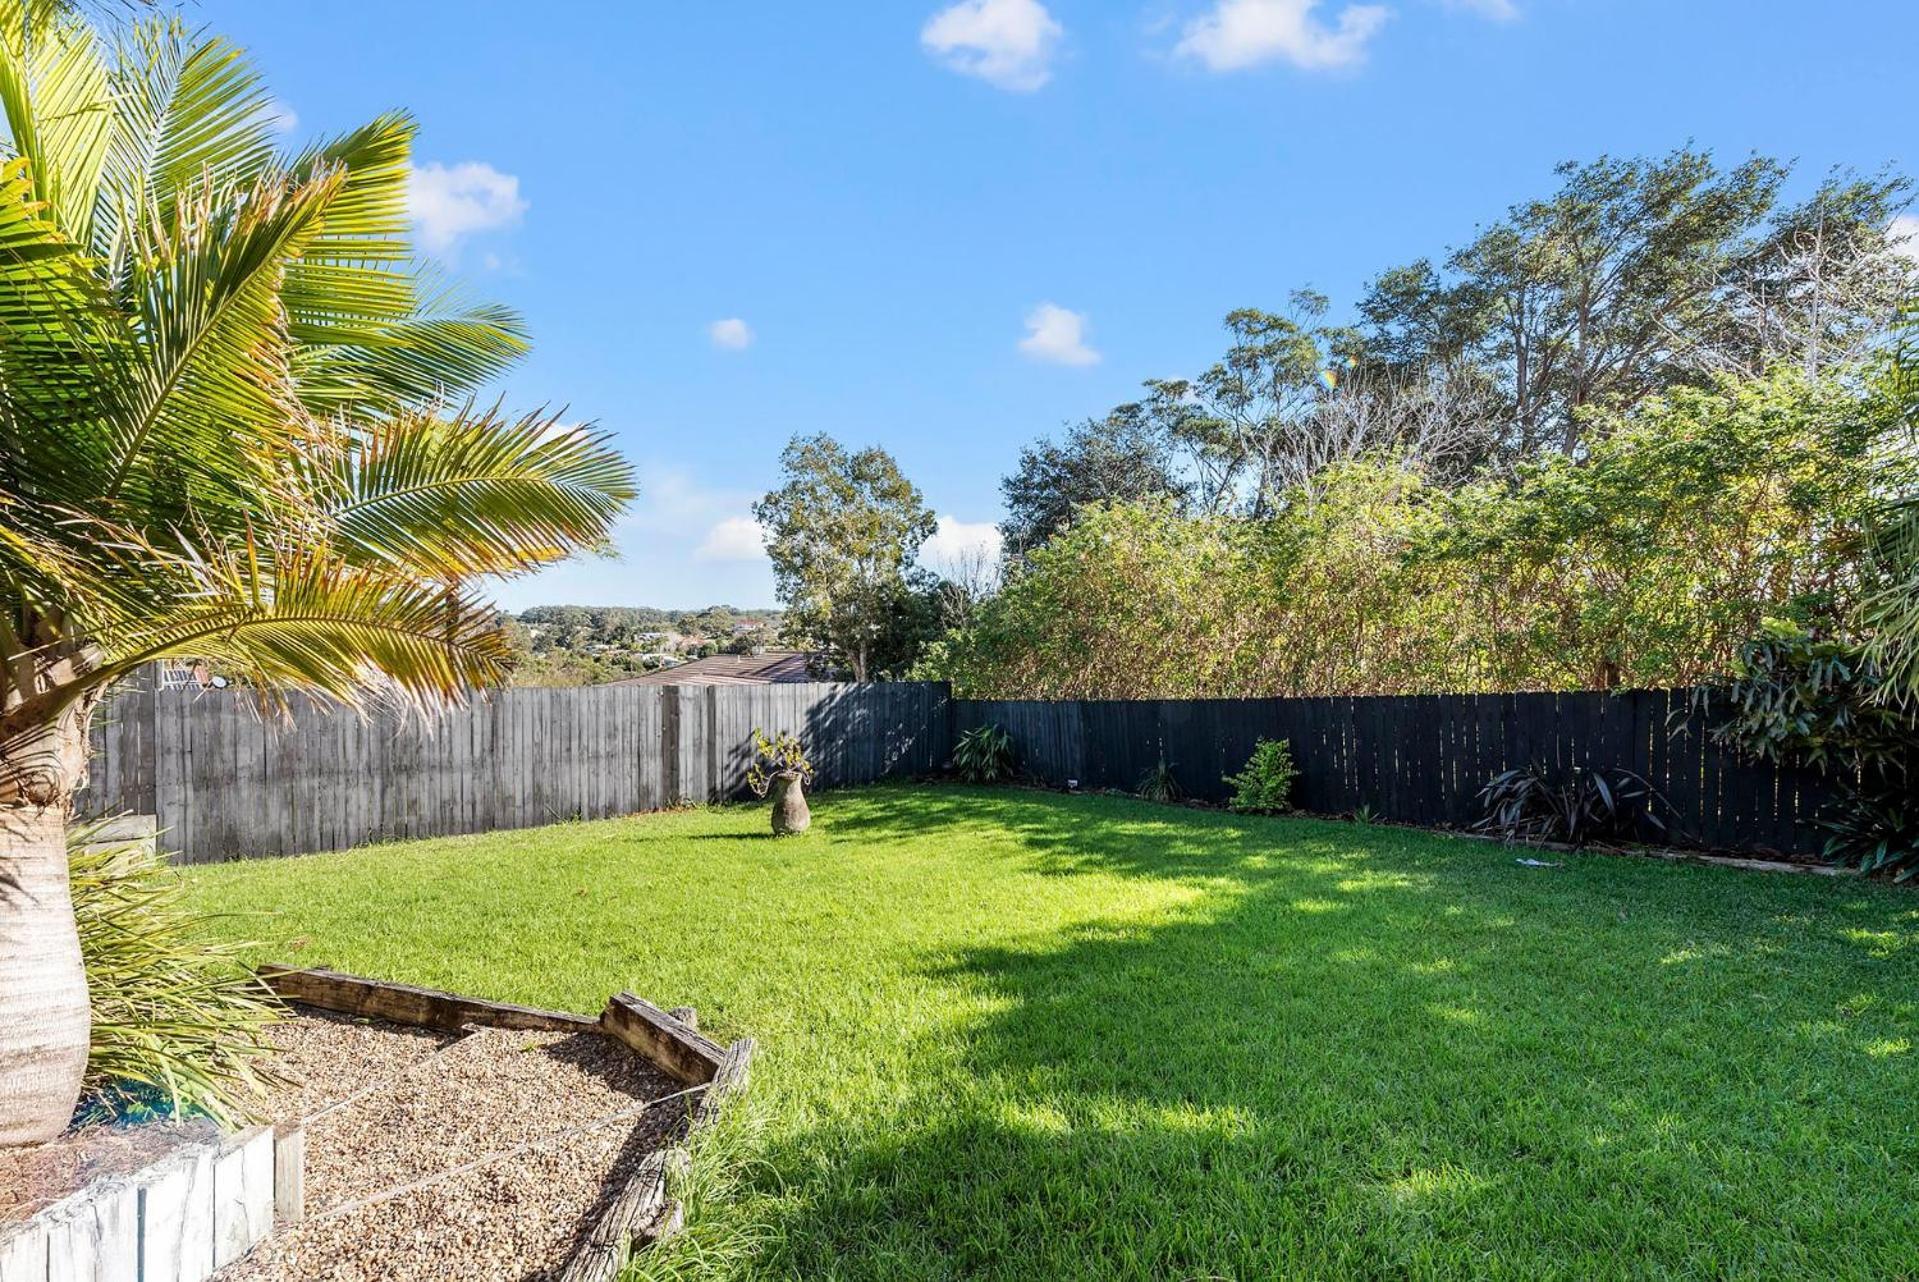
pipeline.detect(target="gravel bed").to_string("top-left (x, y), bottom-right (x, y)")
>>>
top-left (255, 1010), bottom-right (457, 1123)
top-left (222, 1106), bottom-right (682, 1281)
top-left (217, 1015), bottom-right (692, 1281)
top-left (300, 1025), bottom-right (680, 1210)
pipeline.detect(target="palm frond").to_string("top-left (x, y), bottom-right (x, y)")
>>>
top-left (0, 2), bottom-right (624, 736)
top-left (323, 289), bottom-right (529, 407)
top-left (101, 165), bottom-right (341, 511)
top-left (283, 111), bottom-right (412, 266)
top-left (60, 519), bottom-right (514, 713)
top-left (0, 153), bottom-right (120, 503)
top-left (315, 403), bottom-right (636, 578)
top-left (279, 117), bottom-right (530, 412)
top-left (0, 0), bottom-right (113, 239)
top-left (290, 271), bottom-right (529, 415)
top-left (275, 112), bottom-right (416, 367)
top-left (94, 19), bottom-right (276, 267)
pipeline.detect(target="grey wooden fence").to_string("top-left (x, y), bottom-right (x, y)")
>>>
top-left (954, 689), bottom-right (1846, 858)
top-left (82, 680), bottom-right (951, 863)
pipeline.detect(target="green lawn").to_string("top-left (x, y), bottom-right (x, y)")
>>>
top-left (183, 785), bottom-right (1918, 1281)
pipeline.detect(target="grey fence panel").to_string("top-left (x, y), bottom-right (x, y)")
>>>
top-left (80, 680), bottom-right (951, 863)
top-left (84, 675), bottom-right (156, 819)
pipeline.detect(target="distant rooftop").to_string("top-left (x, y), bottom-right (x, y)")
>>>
top-left (608, 649), bottom-right (818, 686)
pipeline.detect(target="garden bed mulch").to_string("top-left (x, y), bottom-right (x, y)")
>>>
top-left (209, 972), bottom-right (752, 1282)
top-left (0, 1116), bottom-right (221, 1227)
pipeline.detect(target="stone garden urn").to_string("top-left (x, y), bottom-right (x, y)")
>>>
top-left (768, 770), bottom-right (811, 836)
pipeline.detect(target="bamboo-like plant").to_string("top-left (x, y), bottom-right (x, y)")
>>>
top-left (1864, 304), bottom-right (1919, 699)
top-left (0, 5), bottom-right (635, 1143)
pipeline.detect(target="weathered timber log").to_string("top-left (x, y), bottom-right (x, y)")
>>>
top-left (597, 994), bottom-right (725, 1085)
top-left (256, 966), bottom-right (597, 1033)
top-left (691, 1038), bottom-right (756, 1135)
top-left (553, 1148), bottom-right (688, 1282)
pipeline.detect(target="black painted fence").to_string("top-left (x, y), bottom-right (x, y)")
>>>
top-left (954, 689), bottom-right (1845, 858)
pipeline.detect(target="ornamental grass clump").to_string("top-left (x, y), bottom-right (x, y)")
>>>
top-left (69, 819), bottom-right (283, 1126)
top-left (1137, 756), bottom-right (1183, 804)
top-left (952, 723), bottom-right (1016, 784)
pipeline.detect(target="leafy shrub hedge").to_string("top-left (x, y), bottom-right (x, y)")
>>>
top-left (1225, 739), bottom-right (1297, 814)
top-left (1705, 621), bottom-right (1919, 879)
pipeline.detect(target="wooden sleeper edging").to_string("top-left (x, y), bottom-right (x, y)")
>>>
top-left (559, 1019), bottom-right (759, 1282)
top-left (597, 993), bottom-right (726, 1085)
top-left (251, 968), bottom-right (760, 1280)
top-left (255, 966), bottom-right (600, 1033)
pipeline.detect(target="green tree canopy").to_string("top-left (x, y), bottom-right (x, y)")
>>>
top-left (999, 405), bottom-right (1190, 559)
top-left (1004, 150), bottom-right (1913, 571)
top-left (1359, 149), bottom-right (1913, 458)
top-left (934, 369), bottom-right (1903, 700)
top-left (753, 434), bottom-right (937, 681)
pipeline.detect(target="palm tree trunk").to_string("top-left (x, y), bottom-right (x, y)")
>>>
top-left (0, 711), bottom-right (92, 1146)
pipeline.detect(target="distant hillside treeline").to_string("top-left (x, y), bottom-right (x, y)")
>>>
top-left (504, 604), bottom-right (782, 686)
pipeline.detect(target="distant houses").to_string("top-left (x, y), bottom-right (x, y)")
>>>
top-left (607, 649), bottom-right (819, 686)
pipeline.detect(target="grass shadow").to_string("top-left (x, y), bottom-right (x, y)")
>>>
top-left (714, 786), bottom-right (1919, 1279)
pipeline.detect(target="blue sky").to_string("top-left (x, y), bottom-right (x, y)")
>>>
top-left (200, 0), bottom-right (1916, 610)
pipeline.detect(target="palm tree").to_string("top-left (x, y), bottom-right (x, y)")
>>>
top-left (0, 5), bottom-right (635, 1143)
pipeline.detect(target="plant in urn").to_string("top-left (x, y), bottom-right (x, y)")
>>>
top-left (746, 728), bottom-right (815, 836)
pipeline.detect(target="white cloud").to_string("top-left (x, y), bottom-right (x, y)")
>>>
top-left (708, 317), bottom-right (754, 350)
top-left (696, 515), bottom-right (770, 562)
top-left (1175, 0), bottom-right (1391, 72)
top-left (407, 161), bottom-right (527, 254)
top-left (1018, 302), bottom-right (1100, 366)
top-left (261, 98), bottom-right (299, 135)
top-left (920, 515), bottom-right (1004, 579)
top-left (1442, 0), bottom-right (1517, 18)
top-left (620, 466), bottom-right (750, 538)
top-left (922, 0), bottom-right (1064, 92)
top-left (1891, 214), bottom-right (1919, 263)
top-left (629, 472), bottom-right (766, 568)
